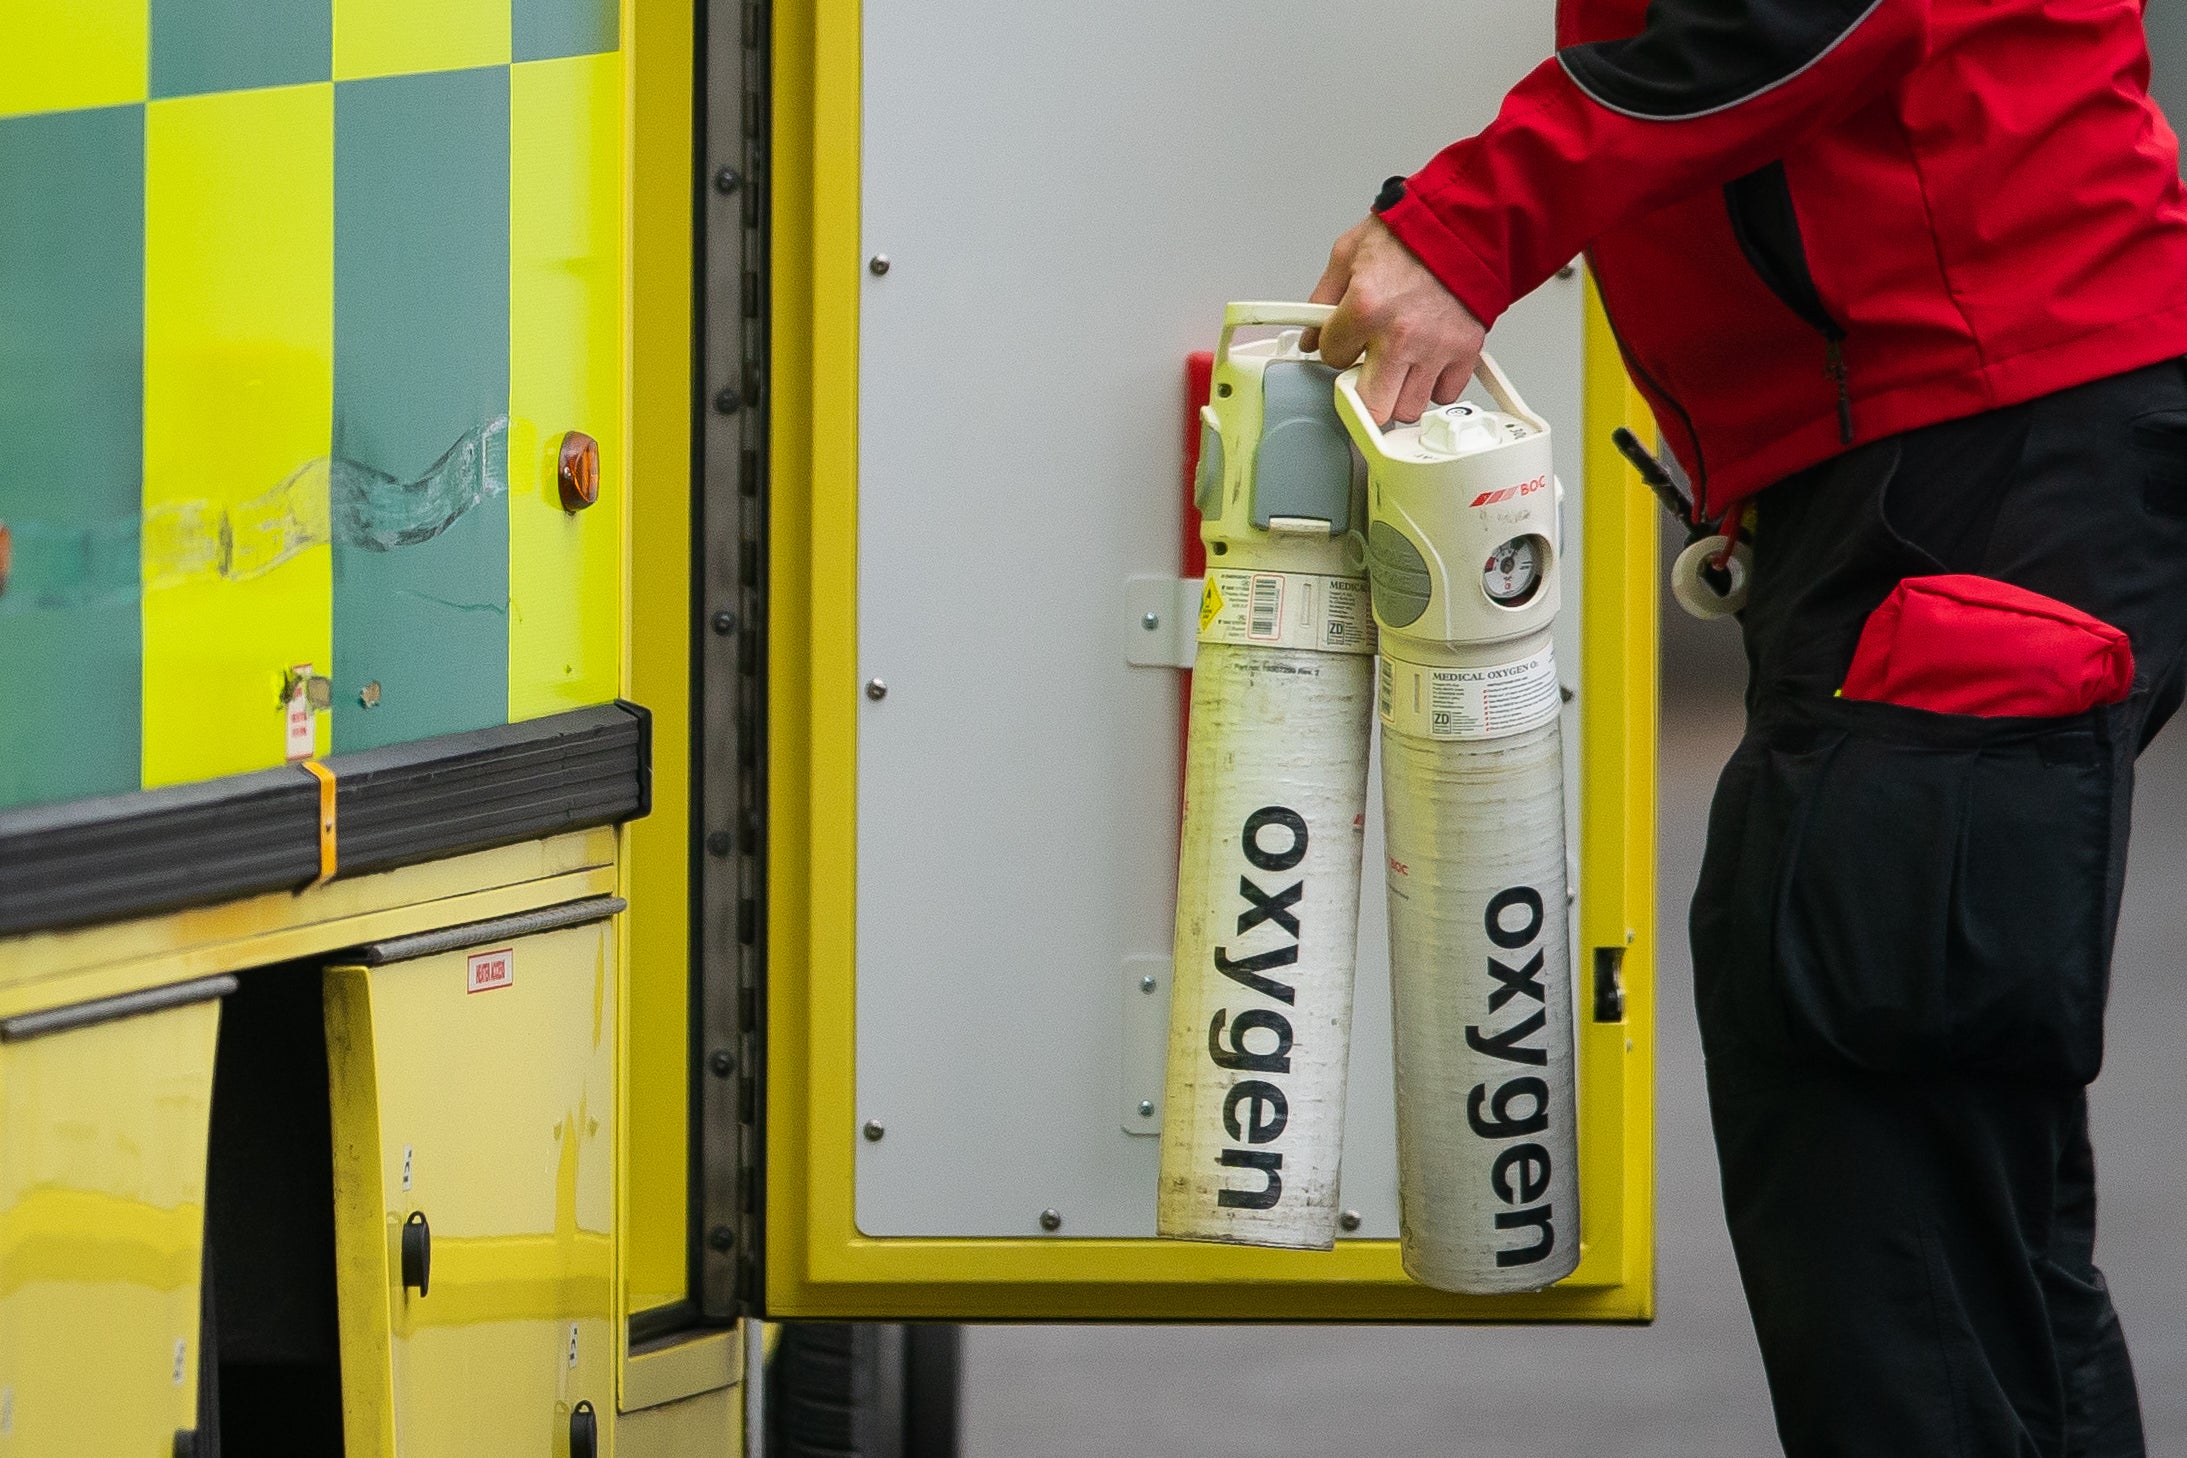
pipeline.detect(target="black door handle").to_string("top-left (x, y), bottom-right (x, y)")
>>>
top-left (401, 1210), bottom-right (431, 1296)
top-left (570, 1400), bottom-right (598, 1458)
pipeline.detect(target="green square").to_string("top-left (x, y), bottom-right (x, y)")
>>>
top-left (332, 67), bottom-right (510, 753)
top-left (514, 0), bottom-right (618, 62)
top-left (0, 106), bottom-right (145, 810)
top-left (151, 0), bottom-right (332, 99)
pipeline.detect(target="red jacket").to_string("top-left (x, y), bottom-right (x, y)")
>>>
top-left (1377, 0), bottom-right (2187, 518)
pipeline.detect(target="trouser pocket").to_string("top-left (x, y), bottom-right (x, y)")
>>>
top-left (1696, 696), bottom-right (2130, 1083)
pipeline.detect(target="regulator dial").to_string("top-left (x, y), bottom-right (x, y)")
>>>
top-left (1483, 535), bottom-right (1545, 604)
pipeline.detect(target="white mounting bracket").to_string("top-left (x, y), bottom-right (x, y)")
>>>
top-left (1122, 574), bottom-right (1202, 670)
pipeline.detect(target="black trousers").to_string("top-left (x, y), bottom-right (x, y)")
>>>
top-left (1692, 359), bottom-right (2187, 1457)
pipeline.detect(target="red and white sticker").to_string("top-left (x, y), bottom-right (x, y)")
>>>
top-left (285, 664), bottom-right (315, 762)
top-left (466, 947), bottom-right (515, 994)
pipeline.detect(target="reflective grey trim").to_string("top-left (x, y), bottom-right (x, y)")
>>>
top-left (342, 895), bottom-right (627, 966)
top-left (1, 974), bottom-right (238, 1042)
top-left (1557, 0), bottom-right (1889, 123)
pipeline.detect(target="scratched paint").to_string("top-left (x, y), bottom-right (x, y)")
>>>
top-left (0, 418), bottom-right (508, 616)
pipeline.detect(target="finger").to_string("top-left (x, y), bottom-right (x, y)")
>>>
top-left (1431, 360), bottom-right (1473, 406)
top-left (1302, 240), bottom-right (1354, 352)
top-left (1358, 353), bottom-right (1410, 426)
top-left (1393, 357), bottom-right (1438, 424)
top-left (1316, 296), bottom-right (1369, 370)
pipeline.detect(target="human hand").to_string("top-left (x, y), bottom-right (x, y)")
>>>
top-left (1302, 215), bottom-right (1486, 425)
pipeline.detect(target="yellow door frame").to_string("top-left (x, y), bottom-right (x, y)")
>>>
top-left (765, 0), bottom-right (1659, 1322)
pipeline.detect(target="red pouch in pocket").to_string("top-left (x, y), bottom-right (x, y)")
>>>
top-left (1841, 574), bottom-right (2134, 717)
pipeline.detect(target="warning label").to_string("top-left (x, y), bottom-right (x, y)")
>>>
top-left (1197, 570), bottom-right (1375, 655)
top-left (1379, 646), bottom-right (1561, 741)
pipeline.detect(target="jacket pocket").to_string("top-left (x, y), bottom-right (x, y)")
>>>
top-left (1770, 697), bottom-right (2128, 1083)
top-left (1724, 161), bottom-right (1853, 444)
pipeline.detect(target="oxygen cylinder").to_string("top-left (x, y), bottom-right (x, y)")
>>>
top-left (1335, 358), bottom-right (1582, 1293)
top-left (1157, 303), bottom-right (1376, 1249)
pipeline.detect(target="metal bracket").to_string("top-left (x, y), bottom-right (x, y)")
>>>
top-left (1123, 575), bottom-right (1202, 670)
top-left (1119, 954), bottom-right (1172, 1135)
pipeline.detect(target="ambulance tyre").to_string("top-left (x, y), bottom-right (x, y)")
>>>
top-left (766, 1322), bottom-right (962, 1457)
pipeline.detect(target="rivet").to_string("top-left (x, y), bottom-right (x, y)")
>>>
top-left (863, 1120), bottom-right (885, 1141)
top-left (1556, 263), bottom-right (1578, 280)
top-left (709, 1049), bottom-right (737, 1078)
top-left (1039, 1209), bottom-right (1062, 1232)
top-left (869, 254), bottom-right (892, 276)
top-left (1138, 1100), bottom-right (1154, 1118)
top-left (1139, 975), bottom-right (1157, 994)
top-left (1142, 611), bottom-right (1160, 631)
top-left (714, 387), bottom-right (742, 415)
top-left (708, 1225), bottom-right (736, 1252)
top-left (865, 678), bottom-right (888, 701)
top-left (706, 830), bottom-right (732, 857)
top-left (712, 609), bottom-right (739, 635)
top-left (1339, 1210), bottom-right (1363, 1232)
top-left (714, 166), bottom-right (743, 195)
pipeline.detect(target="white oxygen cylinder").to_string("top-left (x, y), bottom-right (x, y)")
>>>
top-left (1335, 359), bottom-right (1581, 1293)
top-left (1157, 303), bottom-right (1376, 1249)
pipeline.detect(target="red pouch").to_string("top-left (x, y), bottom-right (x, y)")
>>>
top-left (1841, 574), bottom-right (2134, 717)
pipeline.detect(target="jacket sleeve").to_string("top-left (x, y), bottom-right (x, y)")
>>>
top-left (1377, 0), bottom-right (1930, 324)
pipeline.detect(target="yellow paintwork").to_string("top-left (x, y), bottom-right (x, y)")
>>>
top-left (617, 1382), bottom-right (741, 1455)
top-left (142, 83), bottom-right (336, 784)
top-left (0, 828), bottom-right (615, 1007)
top-left (764, 0), bottom-right (1658, 1320)
top-left (0, 0), bottom-right (145, 119)
top-left (0, 995), bottom-right (220, 1455)
top-left (332, 0), bottom-right (510, 82)
top-left (325, 919), bottom-right (618, 1456)
top-left (620, 0), bottom-right (698, 1325)
top-left (510, 52), bottom-right (626, 724)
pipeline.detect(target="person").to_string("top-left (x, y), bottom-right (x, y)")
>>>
top-left (1305, 3), bottom-right (2187, 1453)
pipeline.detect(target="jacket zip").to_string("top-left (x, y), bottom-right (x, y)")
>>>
top-left (1723, 162), bottom-right (1855, 450)
top-left (1589, 251), bottom-right (1714, 520)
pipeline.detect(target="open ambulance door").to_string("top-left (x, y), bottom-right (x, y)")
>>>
top-left (715, 0), bottom-right (1659, 1324)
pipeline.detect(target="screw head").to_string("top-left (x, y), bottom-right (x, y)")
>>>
top-left (706, 830), bottom-right (732, 857)
top-left (714, 166), bottom-right (743, 194)
top-left (1142, 611), bottom-right (1160, 630)
top-left (869, 254), bottom-right (891, 276)
top-left (863, 1120), bottom-right (885, 1142)
top-left (713, 387), bottom-right (742, 415)
top-left (712, 609), bottom-right (738, 635)
top-left (1556, 262), bottom-right (1578, 280)
top-left (1139, 975), bottom-right (1157, 994)
top-left (865, 678), bottom-right (888, 701)
top-left (1039, 1209), bottom-right (1063, 1232)
top-left (708, 1225), bottom-right (737, 1252)
top-left (709, 1049), bottom-right (737, 1077)
top-left (1138, 1100), bottom-right (1154, 1118)
top-left (1339, 1210), bottom-right (1363, 1232)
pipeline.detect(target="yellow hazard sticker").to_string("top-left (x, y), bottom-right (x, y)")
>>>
top-left (1198, 576), bottom-right (1225, 632)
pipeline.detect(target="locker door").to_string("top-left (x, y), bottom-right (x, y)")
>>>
top-left (0, 978), bottom-right (227, 1455)
top-left (753, 0), bottom-right (1658, 1321)
top-left (325, 908), bottom-right (618, 1456)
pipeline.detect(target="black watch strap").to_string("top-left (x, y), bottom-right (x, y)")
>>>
top-left (1372, 174), bottom-right (1408, 214)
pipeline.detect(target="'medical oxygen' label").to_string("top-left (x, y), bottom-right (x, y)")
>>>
top-left (1378, 646), bottom-right (1560, 741)
top-left (1198, 570), bottom-right (1375, 655)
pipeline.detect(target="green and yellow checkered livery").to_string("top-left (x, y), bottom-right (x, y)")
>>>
top-left (0, 0), bottom-right (627, 811)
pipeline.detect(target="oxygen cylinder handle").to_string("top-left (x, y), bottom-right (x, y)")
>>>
top-left (1333, 351), bottom-right (1534, 439)
top-left (1216, 301), bottom-right (1337, 367)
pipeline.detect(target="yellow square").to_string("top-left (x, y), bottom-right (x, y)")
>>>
top-left (0, 0), bottom-right (147, 118)
top-left (334, 0), bottom-right (509, 80)
top-left (142, 83), bottom-right (335, 785)
top-left (509, 52), bottom-right (625, 720)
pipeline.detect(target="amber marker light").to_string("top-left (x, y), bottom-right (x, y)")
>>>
top-left (557, 431), bottom-right (601, 511)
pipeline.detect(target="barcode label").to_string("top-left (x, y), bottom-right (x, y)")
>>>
top-left (1197, 570), bottom-right (1374, 654)
top-left (1247, 575), bottom-right (1282, 640)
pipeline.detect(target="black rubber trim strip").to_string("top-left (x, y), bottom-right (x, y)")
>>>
top-left (1558, 0), bottom-right (1885, 121)
top-left (1, 973), bottom-right (239, 1042)
top-left (0, 701), bottom-right (650, 938)
top-left (345, 895), bottom-right (627, 966)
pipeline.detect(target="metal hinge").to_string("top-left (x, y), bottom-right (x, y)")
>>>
top-left (698, 0), bottom-right (771, 1322)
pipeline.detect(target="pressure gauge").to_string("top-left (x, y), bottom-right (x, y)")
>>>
top-left (1483, 535), bottom-right (1545, 605)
